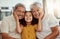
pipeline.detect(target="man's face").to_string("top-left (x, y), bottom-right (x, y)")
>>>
top-left (31, 6), bottom-right (40, 19)
top-left (14, 7), bottom-right (25, 19)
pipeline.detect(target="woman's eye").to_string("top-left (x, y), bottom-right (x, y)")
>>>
top-left (37, 10), bottom-right (39, 11)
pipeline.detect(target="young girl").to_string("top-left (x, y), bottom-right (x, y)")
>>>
top-left (16, 11), bottom-right (42, 39)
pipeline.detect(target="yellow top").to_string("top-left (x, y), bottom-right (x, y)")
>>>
top-left (21, 25), bottom-right (37, 39)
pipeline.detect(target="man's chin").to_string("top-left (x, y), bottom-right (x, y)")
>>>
top-left (19, 18), bottom-right (23, 20)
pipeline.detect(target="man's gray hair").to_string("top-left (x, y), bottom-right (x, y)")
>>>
top-left (14, 3), bottom-right (25, 10)
top-left (30, 2), bottom-right (43, 9)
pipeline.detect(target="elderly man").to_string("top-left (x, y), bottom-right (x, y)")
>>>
top-left (1, 3), bottom-right (25, 39)
top-left (30, 2), bottom-right (59, 39)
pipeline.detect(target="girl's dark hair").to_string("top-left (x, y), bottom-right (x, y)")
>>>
top-left (19, 11), bottom-right (38, 27)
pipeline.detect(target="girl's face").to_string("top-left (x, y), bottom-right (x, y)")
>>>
top-left (25, 12), bottom-right (33, 23)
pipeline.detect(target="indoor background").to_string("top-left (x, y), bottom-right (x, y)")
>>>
top-left (0, 0), bottom-right (60, 39)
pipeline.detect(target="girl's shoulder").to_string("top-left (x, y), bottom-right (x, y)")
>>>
top-left (32, 24), bottom-right (37, 28)
top-left (33, 24), bottom-right (38, 26)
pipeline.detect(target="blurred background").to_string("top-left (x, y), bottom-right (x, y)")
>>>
top-left (0, 0), bottom-right (60, 23)
top-left (0, 0), bottom-right (60, 39)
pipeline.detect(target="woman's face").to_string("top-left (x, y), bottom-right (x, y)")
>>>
top-left (31, 6), bottom-right (40, 19)
top-left (25, 12), bottom-right (33, 23)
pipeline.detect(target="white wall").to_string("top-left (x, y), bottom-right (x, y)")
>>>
top-left (0, 0), bottom-right (42, 11)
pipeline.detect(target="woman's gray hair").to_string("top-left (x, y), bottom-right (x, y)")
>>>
top-left (30, 2), bottom-right (43, 9)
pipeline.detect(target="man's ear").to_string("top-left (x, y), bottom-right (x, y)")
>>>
top-left (13, 7), bottom-right (15, 10)
top-left (13, 7), bottom-right (16, 11)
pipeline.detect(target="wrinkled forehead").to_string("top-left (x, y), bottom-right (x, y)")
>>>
top-left (31, 5), bottom-right (37, 8)
top-left (31, 6), bottom-right (39, 10)
top-left (16, 7), bottom-right (25, 12)
top-left (31, 6), bottom-right (43, 12)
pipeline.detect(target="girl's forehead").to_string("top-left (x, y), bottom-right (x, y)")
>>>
top-left (25, 12), bottom-right (32, 15)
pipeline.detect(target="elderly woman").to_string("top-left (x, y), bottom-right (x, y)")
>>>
top-left (30, 2), bottom-right (59, 39)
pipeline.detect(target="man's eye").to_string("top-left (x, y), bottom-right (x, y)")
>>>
top-left (19, 11), bottom-right (25, 13)
top-left (33, 11), bottom-right (35, 12)
top-left (20, 11), bottom-right (25, 13)
top-left (17, 11), bottom-right (20, 12)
